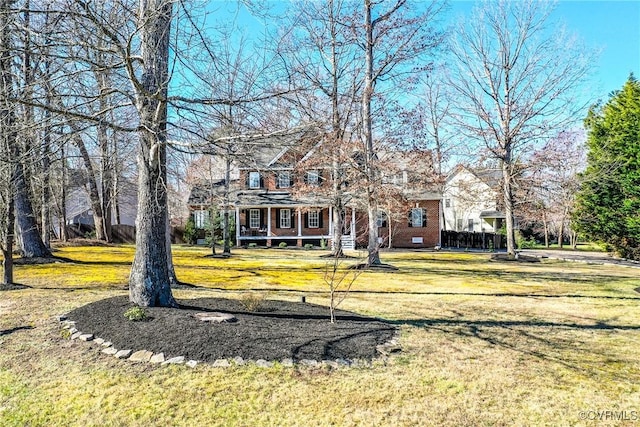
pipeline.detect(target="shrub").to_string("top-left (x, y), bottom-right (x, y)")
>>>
top-left (278, 242), bottom-right (288, 248)
top-left (183, 217), bottom-right (197, 245)
top-left (304, 243), bottom-right (314, 250)
top-left (239, 293), bottom-right (266, 312)
top-left (248, 243), bottom-right (258, 248)
top-left (124, 306), bottom-right (147, 321)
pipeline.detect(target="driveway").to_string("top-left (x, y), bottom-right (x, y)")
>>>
top-left (518, 249), bottom-right (640, 269)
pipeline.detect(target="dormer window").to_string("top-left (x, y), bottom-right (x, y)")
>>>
top-left (249, 172), bottom-right (261, 189)
top-left (278, 171), bottom-right (292, 189)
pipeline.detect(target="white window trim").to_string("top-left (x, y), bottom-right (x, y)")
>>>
top-left (376, 211), bottom-right (387, 227)
top-left (280, 209), bottom-right (291, 228)
top-left (307, 170), bottom-right (319, 185)
top-left (249, 172), bottom-right (260, 189)
top-left (411, 208), bottom-right (424, 228)
top-left (308, 210), bottom-right (320, 228)
top-left (278, 171), bottom-right (291, 188)
top-left (249, 209), bottom-right (260, 229)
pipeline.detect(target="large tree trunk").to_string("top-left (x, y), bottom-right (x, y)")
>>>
top-left (14, 160), bottom-right (51, 258)
top-left (501, 160), bottom-right (516, 257)
top-left (363, 0), bottom-right (380, 266)
top-left (128, 0), bottom-right (176, 307)
top-left (1, 0), bottom-right (16, 283)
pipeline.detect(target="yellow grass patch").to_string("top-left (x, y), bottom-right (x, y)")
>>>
top-left (1, 246), bottom-right (639, 426)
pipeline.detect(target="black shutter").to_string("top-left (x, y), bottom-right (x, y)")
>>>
top-left (276, 209), bottom-right (281, 229)
top-left (259, 175), bottom-right (264, 189)
top-left (245, 174), bottom-right (249, 188)
top-left (319, 210), bottom-right (324, 228)
top-left (292, 210), bottom-right (296, 228)
top-left (289, 173), bottom-right (294, 187)
top-left (408, 211), bottom-right (413, 227)
top-left (422, 210), bottom-right (427, 228)
top-left (303, 173), bottom-right (308, 184)
top-left (304, 213), bottom-right (308, 228)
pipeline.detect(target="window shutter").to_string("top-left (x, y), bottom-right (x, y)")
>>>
top-left (408, 211), bottom-right (413, 227)
top-left (319, 210), bottom-right (324, 228)
top-left (292, 211), bottom-right (296, 228)
top-left (304, 213), bottom-right (308, 228)
top-left (289, 173), bottom-right (294, 187)
top-left (276, 209), bottom-right (281, 228)
top-left (275, 174), bottom-right (280, 189)
top-left (422, 210), bottom-right (427, 228)
top-left (245, 174), bottom-right (249, 188)
top-left (303, 173), bottom-right (308, 184)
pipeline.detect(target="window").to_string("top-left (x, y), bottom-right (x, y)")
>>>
top-left (194, 209), bottom-right (209, 229)
top-left (468, 219), bottom-right (474, 232)
top-left (280, 209), bottom-right (291, 228)
top-left (278, 171), bottom-right (291, 188)
top-left (249, 172), bottom-right (261, 189)
top-left (308, 210), bottom-right (320, 228)
top-left (409, 208), bottom-right (426, 228)
top-left (306, 170), bottom-right (320, 185)
top-left (376, 211), bottom-right (388, 228)
top-left (445, 198), bottom-right (451, 208)
top-left (249, 209), bottom-right (260, 229)
top-left (457, 218), bottom-right (464, 231)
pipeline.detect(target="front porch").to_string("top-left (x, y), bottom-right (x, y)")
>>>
top-left (235, 204), bottom-right (357, 248)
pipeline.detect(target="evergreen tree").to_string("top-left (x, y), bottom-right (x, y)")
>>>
top-left (573, 75), bottom-right (640, 259)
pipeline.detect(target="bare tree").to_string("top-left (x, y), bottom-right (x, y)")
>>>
top-left (0, 0), bottom-right (17, 283)
top-left (448, 0), bottom-right (592, 257)
top-left (278, 0), bottom-right (363, 257)
top-left (360, 0), bottom-right (444, 266)
top-left (126, 0), bottom-right (176, 306)
top-left (524, 130), bottom-right (586, 248)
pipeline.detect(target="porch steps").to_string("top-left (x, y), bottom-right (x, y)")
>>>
top-left (332, 235), bottom-right (355, 250)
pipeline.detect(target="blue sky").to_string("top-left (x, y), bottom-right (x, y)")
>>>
top-left (206, 0), bottom-right (639, 103)
top-left (448, 0), bottom-right (640, 103)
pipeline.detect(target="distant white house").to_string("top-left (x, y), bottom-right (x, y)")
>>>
top-left (442, 165), bottom-right (505, 233)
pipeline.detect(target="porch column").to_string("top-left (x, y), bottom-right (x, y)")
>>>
top-left (351, 207), bottom-right (356, 236)
top-left (328, 206), bottom-right (333, 237)
top-left (235, 206), bottom-right (240, 246)
top-left (297, 208), bottom-right (302, 236)
top-left (267, 207), bottom-right (272, 236)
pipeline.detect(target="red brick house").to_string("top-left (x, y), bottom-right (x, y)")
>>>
top-left (188, 140), bottom-right (442, 249)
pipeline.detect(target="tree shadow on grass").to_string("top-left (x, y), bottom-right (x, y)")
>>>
top-left (0, 325), bottom-right (34, 336)
top-left (394, 317), bottom-right (640, 382)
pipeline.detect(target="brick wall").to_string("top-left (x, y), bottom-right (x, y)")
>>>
top-left (354, 200), bottom-right (440, 248)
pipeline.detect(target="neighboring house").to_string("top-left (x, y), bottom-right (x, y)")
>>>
top-left (188, 139), bottom-right (442, 249)
top-left (442, 165), bottom-right (505, 233)
top-left (55, 177), bottom-right (138, 238)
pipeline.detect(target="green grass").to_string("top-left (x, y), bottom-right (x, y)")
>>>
top-left (1, 245), bottom-right (639, 426)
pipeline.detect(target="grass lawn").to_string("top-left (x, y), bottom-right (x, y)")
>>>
top-left (1, 245), bottom-right (639, 426)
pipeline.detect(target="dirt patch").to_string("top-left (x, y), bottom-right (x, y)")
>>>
top-left (66, 296), bottom-right (397, 363)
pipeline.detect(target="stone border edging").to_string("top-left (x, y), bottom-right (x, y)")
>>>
top-left (57, 315), bottom-right (401, 369)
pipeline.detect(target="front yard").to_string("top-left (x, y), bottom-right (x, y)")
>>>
top-left (1, 246), bottom-right (638, 426)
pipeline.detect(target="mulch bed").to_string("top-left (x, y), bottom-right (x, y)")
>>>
top-left (67, 296), bottom-right (397, 363)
